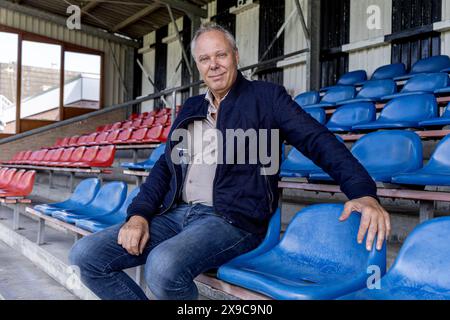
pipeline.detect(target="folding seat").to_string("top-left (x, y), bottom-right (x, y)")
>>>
top-left (131, 119), bottom-right (143, 128)
top-left (51, 181), bottom-right (127, 224)
top-left (88, 131), bottom-right (109, 145)
top-left (320, 70), bottom-right (367, 92)
top-left (59, 137), bottom-right (70, 147)
top-left (280, 147), bottom-right (321, 178)
top-left (304, 108), bottom-right (326, 124)
top-left (124, 128), bottom-right (148, 144)
top-left (41, 148), bottom-right (65, 166)
top-left (352, 94), bottom-right (437, 130)
top-left (294, 91), bottom-right (320, 108)
top-left (394, 55), bottom-right (450, 81)
top-left (381, 73), bottom-right (449, 100)
top-left (54, 147), bottom-right (85, 167)
top-left (335, 79), bottom-right (397, 105)
top-left (0, 170), bottom-right (36, 198)
top-left (67, 135), bottom-right (80, 147)
top-left (142, 124), bottom-right (163, 143)
top-left (391, 134), bottom-right (450, 186)
top-left (52, 138), bottom-right (64, 148)
top-left (75, 187), bottom-right (140, 232)
top-left (121, 144), bottom-right (166, 170)
top-left (137, 112), bottom-right (149, 119)
top-left (75, 135), bottom-right (89, 146)
top-left (29, 149), bottom-right (49, 165)
top-left (34, 178), bottom-right (101, 215)
top-left (154, 114), bottom-right (170, 126)
top-left (309, 130), bottom-right (423, 183)
top-left (154, 108), bottom-right (170, 117)
top-left (102, 123), bottom-right (113, 131)
top-left (217, 203), bottom-right (386, 299)
top-left (110, 122), bottom-right (122, 131)
top-left (303, 86), bottom-right (356, 109)
top-left (140, 116), bottom-right (155, 128)
top-left (39, 149), bottom-right (56, 166)
top-left (355, 63), bottom-right (406, 86)
top-left (339, 216), bottom-right (450, 300)
top-left (127, 113), bottom-right (139, 121)
top-left (80, 132), bottom-right (98, 146)
top-left (0, 169), bottom-right (17, 188)
top-left (159, 125), bottom-right (170, 142)
top-left (22, 150), bottom-right (40, 165)
top-left (120, 121), bottom-right (133, 129)
top-left (88, 145), bottom-right (116, 167)
top-left (68, 146), bottom-right (99, 167)
top-left (3, 152), bottom-right (22, 165)
top-left (0, 169), bottom-right (24, 191)
top-left (0, 168), bottom-right (8, 181)
top-left (100, 129), bottom-right (121, 145)
top-left (325, 102), bottom-right (376, 132)
top-left (419, 103), bottom-right (450, 128)
top-left (18, 150), bottom-right (33, 164)
top-left (112, 128), bottom-right (133, 144)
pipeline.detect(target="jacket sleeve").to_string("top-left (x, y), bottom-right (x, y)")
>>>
top-left (126, 144), bottom-right (172, 222)
top-left (272, 85), bottom-right (378, 201)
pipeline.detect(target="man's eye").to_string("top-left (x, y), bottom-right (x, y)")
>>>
top-left (200, 57), bottom-right (209, 63)
top-left (218, 53), bottom-right (226, 58)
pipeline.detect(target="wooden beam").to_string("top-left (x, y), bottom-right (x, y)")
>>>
top-left (112, 3), bottom-right (161, 32)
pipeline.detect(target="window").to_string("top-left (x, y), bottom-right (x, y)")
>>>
top-left (64, 51), bottom-right (101, 109)
top-left (0, 31), bottom-right (18, 133)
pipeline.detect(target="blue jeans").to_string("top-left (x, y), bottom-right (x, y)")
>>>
top-left (69, 203), bottom-right (264, 300)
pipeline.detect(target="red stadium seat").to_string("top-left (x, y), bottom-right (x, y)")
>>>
top-left (22, 151), bottom-right (40, 165)
top-left (69, 146), bottom-right (100, 167)
top-left (142, 124), bottom-right (163, 143)
top-left (59, 137), bottom-right (71, 147)
top-left (19, 151), bottom-right (33, 164)
top-left (0, 169), bottom-right (25, 193)
top-left (96, 125), bottom-right (106, 132)
top-left (89, 145), bottom-right (116, 167)
top-left (137, 112), bottom-right (149, 119)
top-left (89, 131), bottom-right (109, 145)
top-left (103, 123), bottom-right (114, 131)
top-left (154, 114), bottom-right (169, 126)
top-left (40, 149), bottom-right (56, 165)
top-left (113, 128), bottom-right (133, 144)
top-left (110, 122), bottom-right (122, 131)
top-left (102, 129), bottom-right (121, 144)
top-left (140, 116), bottom-right (155, 128)
top-left (0, 170), bottom-right (36, 197)
top-left (159, 125), bottom-right (170, 142)
top-left (126, 128), bottom-right (148, 143)
top-left (76, 135), bottom-right (89, 146)
top-left (30, 149), bottom-right (48, 165)
top-left (55, 147), bottom-right (85, 167)
top-left (81, 133), bottom-right (98, 146)
top-left (41, 148), bottom-right (64, 166)
top-left (49, 147), bottom-right (75, 167)
top-left (131, 119), bottom-right (143, 128)
top-left (121, 121), bottom-right (133, 129)
top-left (68, 135), bottom-right (80, 147)
top-left (0, 169), bottom-right (17, 188)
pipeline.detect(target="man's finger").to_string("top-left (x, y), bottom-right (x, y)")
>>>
top-left (357, 213), bottom-right (371, 244)
top-left (376, 216), bottom-right (385, 251)
top-left (384, 211), bottom-right (391, 239)
top-left (365, 216), bottom-right (378, 251)
top-left (139, 232), bottom-right (149, 255)
top-left (339, 202), bottom-right (354, 221)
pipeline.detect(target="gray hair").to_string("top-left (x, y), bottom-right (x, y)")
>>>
top-left (190, 22), bottom-right (238, 60)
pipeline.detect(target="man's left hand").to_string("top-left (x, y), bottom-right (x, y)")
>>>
top-left (339, 196), bottom-right (391, 251)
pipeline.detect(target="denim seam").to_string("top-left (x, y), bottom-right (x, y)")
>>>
top-left (201, 233), bottom-right (254, 268)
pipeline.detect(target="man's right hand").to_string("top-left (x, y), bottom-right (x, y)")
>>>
top-left (118, 215), bottom-right (150, 256)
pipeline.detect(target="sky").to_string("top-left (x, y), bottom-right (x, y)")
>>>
top-left (0, 31), bottom-right (100, 74)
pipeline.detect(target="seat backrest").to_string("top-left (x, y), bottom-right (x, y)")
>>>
top-left (34, 149), bottom-right (48, 162)
top-left (21, 151), bottom-right (32, 162)
top-left (410, 55), bottom-right (450, 75)
top-left (159, 126), bottom-right (170, 142)
top-left (320, 86), bottom-right (356, 104)
top-left (137, 112), bottom-right (149, 119)
top-left (92, 145), bottom-right (115, 167)
top-left (351, 130), bottom-right (423, 174)
top-left (85, 132), bottom-right (98, 144)
top-left (68, 147), bottom-right (85, 163)
top-left (8, 169), bottom-right (26, 189)
top-left (327, 102), bottom-right (376, 127)
top-left (49, 148), bottom-right (64, 162)
top-left (441, 103), bottom-right (450, 118)
top-left (371, 63), bottom-right (406, 80)
top-left (426, 134), bottom-right (450, 169)
top-left (379, 93), bottom-right (438, 122)
top-left (94, 131), bottom-right (109, 143)
top-left (110, 122), bottom-right (122, 131)
top-left (337, 70), bottom-right (367, 86)
top-left (141, 116), bottom-right (155, 127)
top-left (70, 178), bottom-right (101, 205)
top-left (42, 149), bottom-right (55, 162)
top-left (60, 137), bottom-right (70, 147)
top-left (356, 79), bottom-right (397, 99)
top-left (15, 170), bottom-right (36, 195)
top-left (12, 151), bottom-right (23, 161)
top-left (121, 121), bottom-right (133, 129)
top-left (130, 128), bottom-right (148, 141)
top-left (280, 147), bottom-right (320, 174)
top-left (155, 114), bottom-right (169, 125)
top-left (0, 168), bottom-right (8, 180)
top-left (116, 187), bottom-right (140, 217)
top-left (294, 91), bottom-right (320, 107)
top-left (105, 129), bottom-right (121, 143)
top-left (116, 128), bottom-right (133, 142)
top-left (148, 143), bottom-right (166, 164)
top-left (145, 125), bottom-right (163, 140)
top-left (402, 73), bottom-right (449, 93)
top-left (88, 181), bottom-right (127, 213)
top-left (131, 119), bottom-right (143, 128)
top-left (27, 151), bottom-right (40, 162)
top-left (276, 204), bottom-right (385, 276)
top-left (304, 108), bottom-right (326, 124)
top-left (76, 135), bottom-right (89, 145)
top-left (388, 216), bottom-right (450, 290)
top-left (59, 148), bottom-right (75, 162)
top-left (103, 123), bottom-right (113, 131)
top-left (79, 146), bottom-right (99, 163)
top-left (0, 168), bottom-right (17, 187)
top-left (68, 135), bottom-right (80, 146)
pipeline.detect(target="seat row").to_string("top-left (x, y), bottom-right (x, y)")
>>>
top-left (0, 168), bottom-right (36, 198)
top-left (127, 107), bottom-right (172, 122)
top-left (304, 96), bottom-right (450, 132)
top-left (3, 145), bottom-right (116, 168)
top-left (281, 130), bottom-right (450, 186)
top-left (297, 72), bottom-right (450, 110)
top-left (216, 203), bottom-right (450, 300)
top-left (33, 178), bottom-right (138, 233)
top-left (95, 113), bottom-right (171, 133)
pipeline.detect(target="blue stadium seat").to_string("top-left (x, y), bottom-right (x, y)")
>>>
top-left (394, 55), bottom-right (450, 81)
top-left (359, 63), bottom-right (406, 84)
top-left (419, 103), bottom-right (450, 128)
top-left (336, 79), bottom-right (397, 105)
top-left (303, 86), bottom-right (356, 109)
top-left (339, 216), bottom-right (450, 300)
top-left (217, 204), bottom-right (386, 300)
top-left (352, 94), bottom-right (438, 130)
top-left (280, 147), bottom-right (321, 178)
top-left (51, 181), bottom-right (127, 224)
top-left (309, 131), bottom-right (423, 183)
top-left (391, 134), bottom-right (450, 186)
top-left (33, 178), bottom-right (100, 215)
top-left (304, 108), bottom-right (326, 124)
top-left (120, 143), bottom-right (165, 170)
top-left (326, 102), bottom-right (376, 132)
top-left (381, 73), bottom-right (449, 100)
top-left (75, 187), bottom-right (140, 232)
top-left (294, 91), bottom-right (320, 107)
top-left (320, 70), bottom-right (367, 92)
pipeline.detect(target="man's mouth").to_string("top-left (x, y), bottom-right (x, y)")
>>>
top-left (209, 73), bottom-right (225, 80)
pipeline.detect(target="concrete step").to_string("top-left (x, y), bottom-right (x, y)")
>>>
top-left (0, 239), bottom-right (78, 300)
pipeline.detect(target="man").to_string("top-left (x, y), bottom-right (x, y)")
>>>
top-left (69, 22), bottom-right (390, 300)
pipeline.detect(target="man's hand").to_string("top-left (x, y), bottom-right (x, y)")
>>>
top-left (340, 196), bottom-right (391, 251)
top-left (118, 215), bottom-right (149, 256)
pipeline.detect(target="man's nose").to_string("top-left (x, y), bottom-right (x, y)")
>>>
top-left (210, 57), bottom-right (219, 70)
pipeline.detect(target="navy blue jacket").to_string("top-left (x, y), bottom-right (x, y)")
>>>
top-left (127, 72), bottom-right (377, 235)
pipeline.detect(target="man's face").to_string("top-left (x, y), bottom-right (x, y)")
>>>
top-left (194, 30), bottom-right (239, 97)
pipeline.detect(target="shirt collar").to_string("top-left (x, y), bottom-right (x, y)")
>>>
top-left (204, 88), bottom-right (230, 112)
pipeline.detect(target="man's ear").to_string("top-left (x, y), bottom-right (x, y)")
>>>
top-left (234, 49), bottom-right (240, 66)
